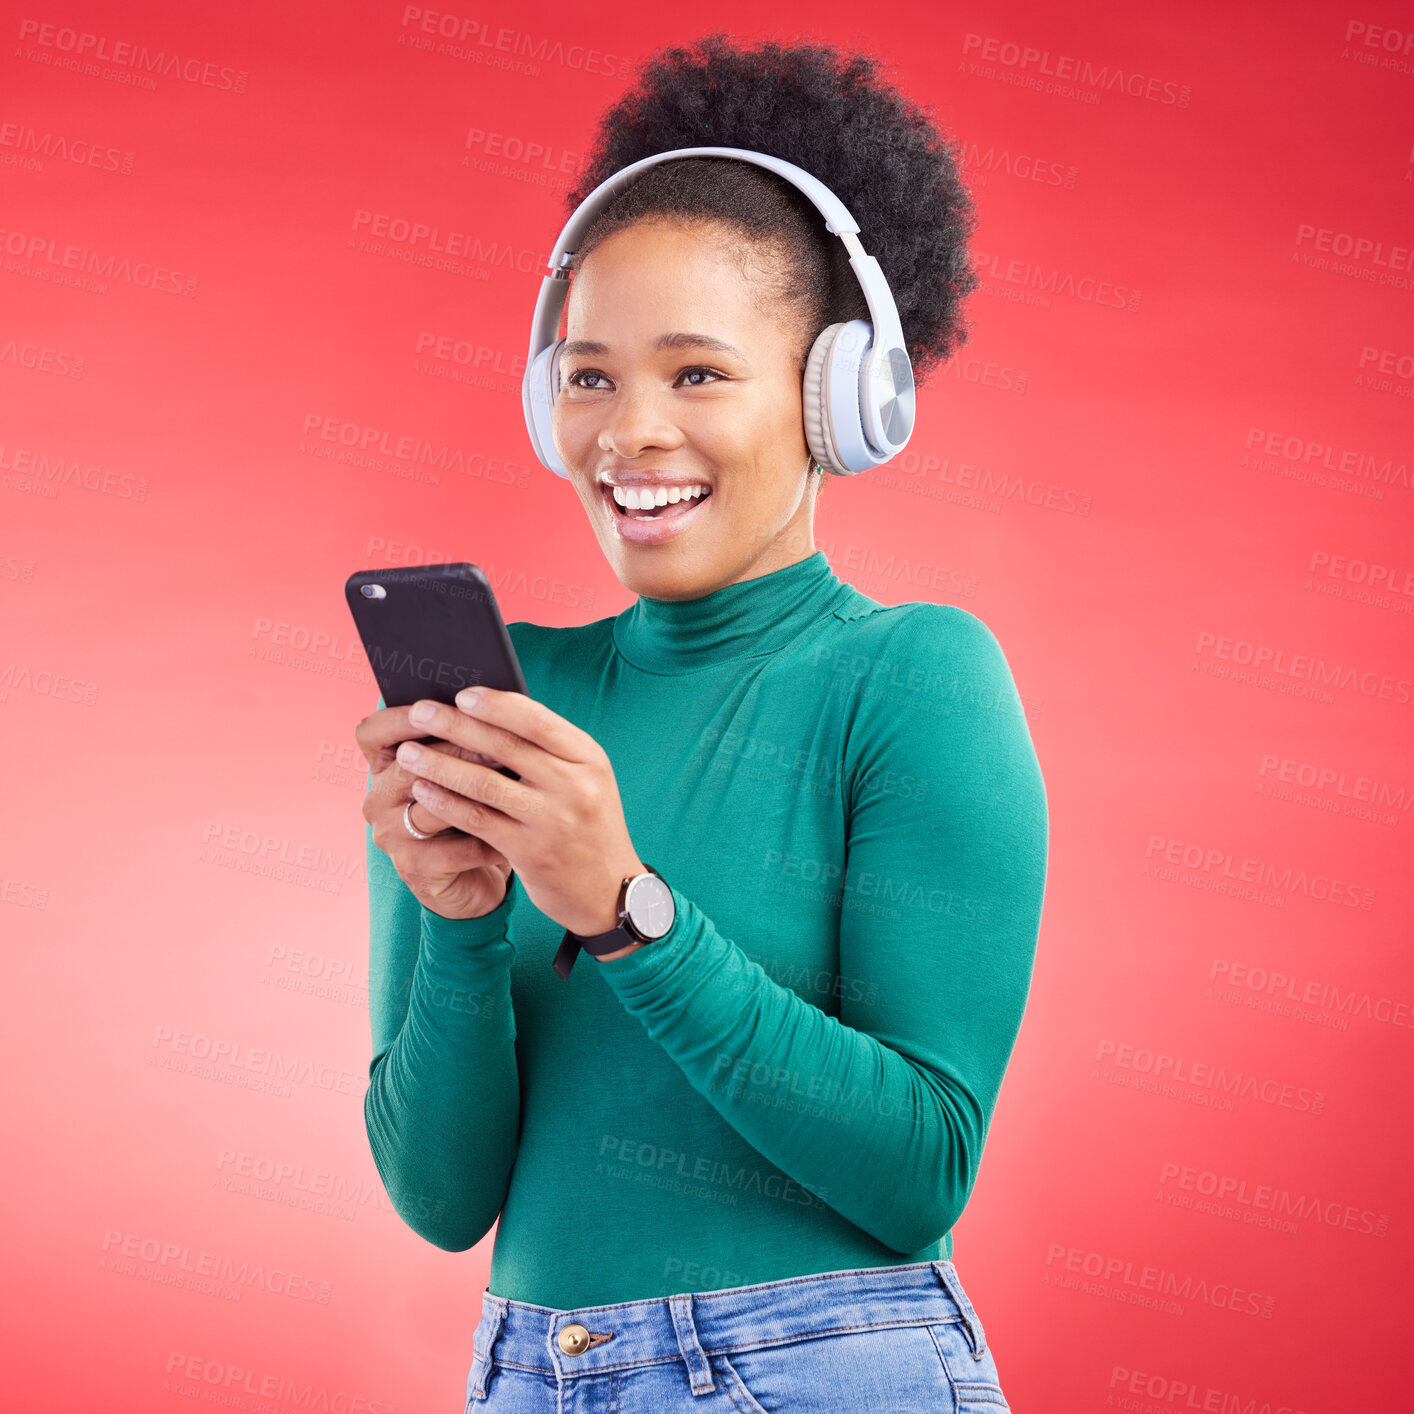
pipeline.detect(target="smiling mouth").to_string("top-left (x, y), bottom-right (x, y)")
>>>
top-left (603, 486), bottom-right (713, 519)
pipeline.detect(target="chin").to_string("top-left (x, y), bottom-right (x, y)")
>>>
top-left (603, 541), bottom-right (714, 595)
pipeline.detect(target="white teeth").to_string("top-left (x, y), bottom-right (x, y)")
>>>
top-left (611, 484), bottom-right (709, 510)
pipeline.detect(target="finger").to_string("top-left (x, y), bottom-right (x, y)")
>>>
top-left (400, 748), bottom-right (536, 825)
top-left (363, 754), bottom-right (434, 816)
top-left (433, 741), bottom-right (510, 775)
top-left (396, 737), bottom-right (546, 825)
top-left (365, 780), bottom-right (456, 838)
top-left (400, 772), bottom-right (526, 852)
top-left (391, 827), bottom-right (510, 879)
top-left (454, 686), bottom-right (603, 767)
top-left (401, 697), bottom-right (560, 786)
top-left (373, 797), bottom-right (508, 865)
top-left (362, 728), bottom-right (491, 811)
top-left (404, 795), bottom-right (457, 838)
top-left (356, 702), bottom-right (444, 774)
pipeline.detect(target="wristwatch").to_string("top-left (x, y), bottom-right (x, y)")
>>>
top-left (552, 863), bottom-right (675, 980)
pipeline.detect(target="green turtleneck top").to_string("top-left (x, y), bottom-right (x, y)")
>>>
top-left (363, 550), bottom-right (1048, 1309)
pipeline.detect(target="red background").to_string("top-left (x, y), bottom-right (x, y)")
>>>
top-left (4, 1), bottom-right (1411, 1409)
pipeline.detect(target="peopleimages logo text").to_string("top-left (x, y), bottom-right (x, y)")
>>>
top-left (16, 20), bottom-right (248, 91)
top-left (962, 33), bottom-right (1191, 105)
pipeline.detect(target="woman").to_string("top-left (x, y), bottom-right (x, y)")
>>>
top-left (356, 33), bottom-right (1046, 1413)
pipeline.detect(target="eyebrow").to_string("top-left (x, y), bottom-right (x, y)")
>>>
top-left (560, 332), bottom-right (746, 360)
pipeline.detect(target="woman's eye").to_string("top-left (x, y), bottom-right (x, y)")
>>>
top-left (566, 369), bottom-right (610, 390)
top-left (678, 366), bottom-right (724, 387)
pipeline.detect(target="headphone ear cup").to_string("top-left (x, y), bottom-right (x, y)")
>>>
top-left (805, 322), bottom-right (873, 475)
top-left (548, 338), bottom-right (564, 402)
top-left (802, 325), bottom-right (845, 475)
top-left (523, 337), bottom-right (567, 476)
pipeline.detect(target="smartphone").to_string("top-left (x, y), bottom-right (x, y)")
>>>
top-left (344, 562), bottom-right (527, 780)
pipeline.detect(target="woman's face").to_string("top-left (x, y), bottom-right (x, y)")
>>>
top-left (552, 218), bottom-right (820, 602)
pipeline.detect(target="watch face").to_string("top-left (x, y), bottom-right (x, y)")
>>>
top-left (625, 873), bottom-right (674, 940)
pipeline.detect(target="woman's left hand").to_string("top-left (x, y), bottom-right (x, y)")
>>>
top-left (393, 688), bottom-right (646, 937)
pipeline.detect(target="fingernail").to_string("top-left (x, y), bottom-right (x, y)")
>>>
top-left (398, 742), bottom-right (422, 763)
top-left (457, 689), bottom-right (482, 712)
top-left (408, 701), bottom-right (435, 725)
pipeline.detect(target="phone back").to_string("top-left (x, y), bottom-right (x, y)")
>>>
top-left (344, 562), bottom-right (528, 711)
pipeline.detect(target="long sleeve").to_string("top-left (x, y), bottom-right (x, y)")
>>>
top-left (594, 605), bottom-right (1048, 1255)
top-left (362, 754), bottom-right (522, 1251)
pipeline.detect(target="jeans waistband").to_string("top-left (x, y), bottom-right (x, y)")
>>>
top-left (467, 1259), bottom-right (988, 1398)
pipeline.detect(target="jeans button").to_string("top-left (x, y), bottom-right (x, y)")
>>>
top-left (558, 1323), bottom-right (591, 1356)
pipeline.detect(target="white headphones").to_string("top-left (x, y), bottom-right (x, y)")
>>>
top-left (521, 145), bottom-right (916, 478)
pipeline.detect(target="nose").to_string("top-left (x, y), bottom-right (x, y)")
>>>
top-left (595, 384), bottom-right (685, 460)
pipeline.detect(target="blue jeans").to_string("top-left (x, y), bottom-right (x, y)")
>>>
top-left (465, 1259), bottom-right (1011, 1412)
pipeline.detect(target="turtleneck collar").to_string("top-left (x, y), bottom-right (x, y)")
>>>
top-left (612, 551), bottom-right (860, 675)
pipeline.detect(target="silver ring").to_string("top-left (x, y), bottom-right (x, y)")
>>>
top-left (403, 799), bottom-right (436, 840)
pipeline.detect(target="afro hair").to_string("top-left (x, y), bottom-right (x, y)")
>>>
top-left (563, 32), bottom-right (979, 392)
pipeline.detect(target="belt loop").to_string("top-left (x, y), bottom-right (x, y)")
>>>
top-left (466, 1292), bottom-right (508, 1402)
top-left (932, 1260), bottom-right (987, 1360)
top-left (668, 1293), bottom-right (716, 1395)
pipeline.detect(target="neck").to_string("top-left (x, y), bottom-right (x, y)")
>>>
top-left (612, 549), bottom-right (861, 675)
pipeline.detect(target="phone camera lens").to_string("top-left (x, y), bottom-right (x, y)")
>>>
top-left (361, 584), bottom-right (387, 599)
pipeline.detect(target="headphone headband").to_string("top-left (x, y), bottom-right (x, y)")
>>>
top-left (526, 146), bottom-right (904, 371)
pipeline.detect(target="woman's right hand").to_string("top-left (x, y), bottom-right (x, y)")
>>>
top-left (357, 703), bottom-right (513, 920)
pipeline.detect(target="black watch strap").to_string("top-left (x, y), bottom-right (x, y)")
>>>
top-left (552, 863), bottom-right (658, 981)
